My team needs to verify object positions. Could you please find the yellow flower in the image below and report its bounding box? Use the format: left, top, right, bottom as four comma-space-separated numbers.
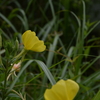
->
44, 79, 79, 100
22, 30, 46, 52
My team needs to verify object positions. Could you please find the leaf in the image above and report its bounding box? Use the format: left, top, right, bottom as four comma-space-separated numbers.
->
92, 90, 100, 100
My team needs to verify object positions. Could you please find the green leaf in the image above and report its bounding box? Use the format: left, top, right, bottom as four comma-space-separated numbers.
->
7, 60, 56, 94
92, 90, 100, 100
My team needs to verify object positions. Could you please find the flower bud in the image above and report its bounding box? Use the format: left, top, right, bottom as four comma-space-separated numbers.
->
12, 62, 21, 72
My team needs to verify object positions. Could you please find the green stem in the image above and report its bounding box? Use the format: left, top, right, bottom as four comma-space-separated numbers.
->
14, 49, 27, 62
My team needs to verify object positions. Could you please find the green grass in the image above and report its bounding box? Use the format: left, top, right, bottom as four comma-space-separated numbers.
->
0, 0, 100, 100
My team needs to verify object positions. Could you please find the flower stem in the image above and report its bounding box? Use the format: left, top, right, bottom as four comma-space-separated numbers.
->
14, 49, 27, 62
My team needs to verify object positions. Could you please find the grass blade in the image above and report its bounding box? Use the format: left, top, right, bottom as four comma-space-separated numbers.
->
0, 13, 17, 33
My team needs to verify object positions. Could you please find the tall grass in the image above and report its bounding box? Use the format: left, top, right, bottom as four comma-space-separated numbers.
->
0, 0, 100, 100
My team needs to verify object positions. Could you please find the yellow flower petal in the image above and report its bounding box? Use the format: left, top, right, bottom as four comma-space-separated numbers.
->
44, 79, 79, 100
22, 30, 46, 52
22, 30, 36, 45
31, 41, 46, 52
65, 79, 79, 100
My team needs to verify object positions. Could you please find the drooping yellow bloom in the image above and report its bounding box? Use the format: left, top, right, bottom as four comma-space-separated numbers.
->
22, 30, 46, 52
44, 79, 79, 100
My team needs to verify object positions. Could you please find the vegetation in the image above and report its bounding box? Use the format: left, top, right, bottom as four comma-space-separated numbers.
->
0, 0, 100, 99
